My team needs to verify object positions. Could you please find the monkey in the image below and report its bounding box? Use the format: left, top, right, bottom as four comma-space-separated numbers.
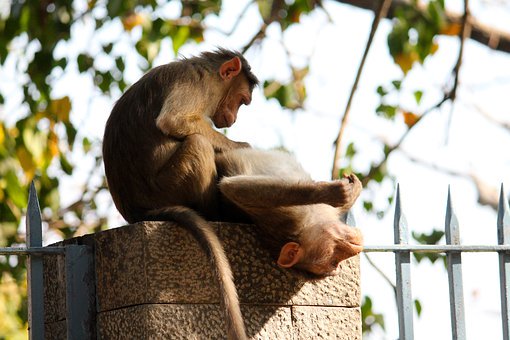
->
215, 148, 363, 279
102, 49, 258, 340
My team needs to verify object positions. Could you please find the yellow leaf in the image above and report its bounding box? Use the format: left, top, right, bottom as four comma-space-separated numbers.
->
48, 131, 60, 157
263, 81, 282, 97
16, 146, 36, 180
440, 23, 462, 36
0, 122, 4, 145
394, 52, 418, 74
402, 111, 420, 128
122, 13, 144, 31
50, 96, 71, 122
87, 0, 97, 10
292, 67, 309, 81
8, 127, 19, 138
430, 42, 439, 55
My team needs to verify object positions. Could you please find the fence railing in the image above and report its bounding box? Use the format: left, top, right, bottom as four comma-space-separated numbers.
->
363, 184, 510, 340
1, 182, 509, 339
0, 182, 94, 340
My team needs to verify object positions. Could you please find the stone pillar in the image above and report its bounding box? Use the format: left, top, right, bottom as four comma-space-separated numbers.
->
44, 221, 361, 339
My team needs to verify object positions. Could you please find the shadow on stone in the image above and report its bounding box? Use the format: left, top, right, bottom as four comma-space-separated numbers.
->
44, 222, 361, 339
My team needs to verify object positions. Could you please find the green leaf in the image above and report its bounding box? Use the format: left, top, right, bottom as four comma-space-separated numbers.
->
415, 299, 423, 317
77, 54, 94, 73
372, 167, 385, 183
5, 170, 26, 208
103, 43, 114, 54
59, 155, 73, 175
412, 230, 444, 245
376, 86, 387, 97
387, 195, 394, 205
345, 142, 356, 159
361, 296, 385, 333
115, 57, 125, 72
172, 26, 190, 55
392, 80, 402, 90
64, 122, 77, 148
413, 90, 423, 105
363, 201, 373, 212
263, 80, 302, 110
376, 104, 397, 119
82, 138, 92, 153
413, 229, 445, 264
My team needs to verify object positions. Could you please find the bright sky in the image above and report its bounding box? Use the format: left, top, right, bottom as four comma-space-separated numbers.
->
2, 0, 510, 339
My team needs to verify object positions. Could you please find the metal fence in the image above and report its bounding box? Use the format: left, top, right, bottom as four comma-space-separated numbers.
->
363, 185, 510, 340
0, 182, 95, 340
1, 182, 509, 339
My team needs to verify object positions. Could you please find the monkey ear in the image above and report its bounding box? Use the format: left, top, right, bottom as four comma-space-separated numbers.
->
219, 57, 242, 80
277, 242, 303, 268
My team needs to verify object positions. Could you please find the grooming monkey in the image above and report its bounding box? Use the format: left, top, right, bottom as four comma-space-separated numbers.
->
216, 148, 363, 279
103, 49, 258, 340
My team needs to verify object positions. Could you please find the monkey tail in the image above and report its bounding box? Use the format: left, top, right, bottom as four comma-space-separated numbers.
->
145, 206, 247, 340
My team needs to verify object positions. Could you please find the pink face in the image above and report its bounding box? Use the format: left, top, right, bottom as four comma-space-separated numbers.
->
212, 78, 252, 128
299, 224, 363, 277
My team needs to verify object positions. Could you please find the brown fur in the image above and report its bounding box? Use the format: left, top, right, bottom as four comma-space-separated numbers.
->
216, 148, 363, 279
102, 49, 258, 340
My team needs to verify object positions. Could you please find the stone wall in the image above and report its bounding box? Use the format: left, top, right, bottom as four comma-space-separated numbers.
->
43, 221, 361, 339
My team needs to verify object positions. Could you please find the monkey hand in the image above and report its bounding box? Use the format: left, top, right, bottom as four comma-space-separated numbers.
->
328, 174, 362, 211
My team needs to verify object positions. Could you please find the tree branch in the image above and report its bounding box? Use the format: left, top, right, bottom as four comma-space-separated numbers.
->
331, 0, 393, 180
402, 151, 500, 211
331, 0, 510, 54
361, 0, 470, 186
445, 0, 470, 143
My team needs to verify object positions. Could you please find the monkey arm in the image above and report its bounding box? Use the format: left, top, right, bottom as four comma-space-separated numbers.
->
219, 175, 361, 210
156, 110, 247, 153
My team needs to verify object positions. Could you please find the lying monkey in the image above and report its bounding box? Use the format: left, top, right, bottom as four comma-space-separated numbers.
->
216, 148, 363, 279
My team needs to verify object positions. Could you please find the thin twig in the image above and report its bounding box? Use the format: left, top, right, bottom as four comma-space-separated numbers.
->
445, 0, 471, 144
363, 253, 397, 298
361, 95, 449, 186
332, 0, 510, 54
465, 95, 510, 132
331, 0, 393, 180
361, 0, 471, 186
214, 0, 256, 36
241, 24, 267, 54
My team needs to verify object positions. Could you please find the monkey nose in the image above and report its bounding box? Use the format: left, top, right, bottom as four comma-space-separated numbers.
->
348, 228, 363, 246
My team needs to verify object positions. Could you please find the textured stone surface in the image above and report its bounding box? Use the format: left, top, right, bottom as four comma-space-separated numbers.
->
95, 222, 221, 311
43, 249, 66, 323
292, 306, 362, 340
98, 304, 294, 339
44, 221, 361, 339
97, 304, 360, 340
45, 320, 66, 340
218, 222, 360, 307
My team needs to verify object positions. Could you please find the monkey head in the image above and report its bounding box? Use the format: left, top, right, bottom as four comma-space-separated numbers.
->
277, 220, 363, 278
212, 57, 254, 128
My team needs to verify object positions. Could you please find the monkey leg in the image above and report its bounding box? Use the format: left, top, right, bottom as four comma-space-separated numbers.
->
155, 134, 219, 219
219, 174, 361, 210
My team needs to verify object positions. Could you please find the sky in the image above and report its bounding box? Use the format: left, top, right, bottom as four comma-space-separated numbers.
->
2, 0, 510, 338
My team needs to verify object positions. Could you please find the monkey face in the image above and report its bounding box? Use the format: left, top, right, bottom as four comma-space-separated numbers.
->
213, 75, 252, 128
212, 81, 251, 128
289, 223, 363, 278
